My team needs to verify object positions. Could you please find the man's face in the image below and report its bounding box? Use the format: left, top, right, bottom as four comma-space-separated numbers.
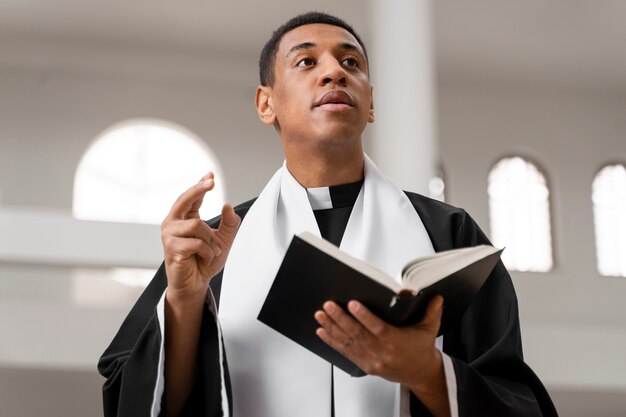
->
258, 24, 374, 147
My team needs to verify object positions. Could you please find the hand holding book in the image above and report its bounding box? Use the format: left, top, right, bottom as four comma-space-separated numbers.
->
257, 232, 503, 376
315, 296, 452, 415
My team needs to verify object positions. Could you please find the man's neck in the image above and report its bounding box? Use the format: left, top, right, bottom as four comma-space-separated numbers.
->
285, 147, 365, 188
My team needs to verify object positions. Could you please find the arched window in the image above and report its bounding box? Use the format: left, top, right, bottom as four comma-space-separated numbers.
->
592, 164, 626, 277
73, 119, 226, 225
488, 156, 553, 272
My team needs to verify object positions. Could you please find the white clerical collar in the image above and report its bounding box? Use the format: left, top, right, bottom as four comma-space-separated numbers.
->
306, 180, 365, 211
306, 187, 333, 210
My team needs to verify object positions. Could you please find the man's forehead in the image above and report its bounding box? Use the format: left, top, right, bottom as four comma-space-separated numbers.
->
277, 23, 363, 56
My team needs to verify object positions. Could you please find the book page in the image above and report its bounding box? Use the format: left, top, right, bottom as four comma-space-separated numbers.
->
401, 245, 501, 291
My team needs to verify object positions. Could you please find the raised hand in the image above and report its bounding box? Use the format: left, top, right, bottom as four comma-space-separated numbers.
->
161, 172, 241, 302
162, 172, 241, 417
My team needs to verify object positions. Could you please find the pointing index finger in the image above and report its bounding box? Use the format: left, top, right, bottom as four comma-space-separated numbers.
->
167, 173, 215, 221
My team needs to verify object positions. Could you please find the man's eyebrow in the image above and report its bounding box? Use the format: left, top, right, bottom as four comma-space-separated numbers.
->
285, 42, 365, 58
338, 43, 362, 55
286, 42, 316, 57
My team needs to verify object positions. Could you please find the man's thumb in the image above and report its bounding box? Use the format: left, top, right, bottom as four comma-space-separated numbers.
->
217, 204, 241, 242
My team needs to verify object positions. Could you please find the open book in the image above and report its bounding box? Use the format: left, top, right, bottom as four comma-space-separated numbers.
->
257, 232, 503, 376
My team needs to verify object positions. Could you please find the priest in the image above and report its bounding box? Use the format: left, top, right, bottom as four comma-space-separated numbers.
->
99, 11, 558, 417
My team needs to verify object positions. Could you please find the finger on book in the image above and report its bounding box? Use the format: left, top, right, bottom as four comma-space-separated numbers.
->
348, 300, 389, 339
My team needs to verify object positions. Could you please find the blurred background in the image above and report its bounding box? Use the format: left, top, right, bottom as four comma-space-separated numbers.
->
1, 1, 625, 416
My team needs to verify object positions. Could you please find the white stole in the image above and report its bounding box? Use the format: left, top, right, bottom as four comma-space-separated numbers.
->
218, 155, 435, 417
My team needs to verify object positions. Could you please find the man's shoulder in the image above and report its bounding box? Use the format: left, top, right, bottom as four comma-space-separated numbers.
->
403, 190, 468, 220
233, 197, 258, 215
402, 191, 484, 251
204, 197, 258, 228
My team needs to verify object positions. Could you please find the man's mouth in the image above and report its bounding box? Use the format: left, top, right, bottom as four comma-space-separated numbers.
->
314, 91, 354, 109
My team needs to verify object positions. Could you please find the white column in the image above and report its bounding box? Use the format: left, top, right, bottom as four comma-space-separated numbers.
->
367, 0, 437, 195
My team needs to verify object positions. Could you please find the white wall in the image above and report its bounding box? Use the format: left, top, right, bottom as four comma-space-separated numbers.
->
439, 81, 626, 326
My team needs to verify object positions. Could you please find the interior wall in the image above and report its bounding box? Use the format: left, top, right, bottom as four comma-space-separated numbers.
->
438, 80, 626, 325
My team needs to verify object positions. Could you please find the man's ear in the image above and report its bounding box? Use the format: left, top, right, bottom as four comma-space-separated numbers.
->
256, 85, 276, 126
368, 84, 375, 123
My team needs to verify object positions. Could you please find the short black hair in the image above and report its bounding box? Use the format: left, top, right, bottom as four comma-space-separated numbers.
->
259, 11, 369, 87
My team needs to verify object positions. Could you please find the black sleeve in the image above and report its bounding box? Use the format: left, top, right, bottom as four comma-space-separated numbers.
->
98, 266, 230, 417
98, 263, 168, 417
405, 194, 558, 417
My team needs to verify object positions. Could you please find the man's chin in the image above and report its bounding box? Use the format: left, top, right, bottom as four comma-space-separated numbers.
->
282, 122, 365, 146
307, 132, 362, 147
309, 122, 365, 141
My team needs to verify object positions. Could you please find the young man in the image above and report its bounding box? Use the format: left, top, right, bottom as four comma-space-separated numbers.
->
99, 12, 558, 417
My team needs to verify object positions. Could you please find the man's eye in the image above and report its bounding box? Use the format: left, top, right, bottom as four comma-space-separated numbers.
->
296, 58, 315, 67
343, 57, 359, 67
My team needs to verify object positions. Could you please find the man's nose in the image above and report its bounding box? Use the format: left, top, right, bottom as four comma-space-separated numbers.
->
319, 59, 347, 86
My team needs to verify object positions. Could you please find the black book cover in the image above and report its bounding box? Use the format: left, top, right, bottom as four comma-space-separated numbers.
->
257, 234, 501, 376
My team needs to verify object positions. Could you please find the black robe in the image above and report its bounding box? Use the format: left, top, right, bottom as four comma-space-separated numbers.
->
98, 192, 558, 417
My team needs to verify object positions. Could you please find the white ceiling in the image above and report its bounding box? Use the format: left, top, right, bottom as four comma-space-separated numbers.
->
0, 0, 369, 53
1, 0, 626, 90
